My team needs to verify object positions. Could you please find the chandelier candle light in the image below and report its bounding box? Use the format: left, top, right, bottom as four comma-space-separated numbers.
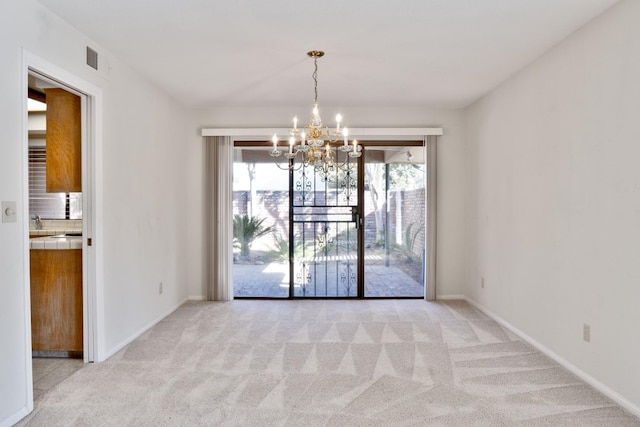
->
270, 50, 361, 176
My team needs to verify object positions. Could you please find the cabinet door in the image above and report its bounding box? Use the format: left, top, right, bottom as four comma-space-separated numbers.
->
45, 88, 81, 193
30, 249, 83, 353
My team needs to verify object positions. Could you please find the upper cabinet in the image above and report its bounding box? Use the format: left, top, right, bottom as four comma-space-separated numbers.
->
45, 88, 81, 193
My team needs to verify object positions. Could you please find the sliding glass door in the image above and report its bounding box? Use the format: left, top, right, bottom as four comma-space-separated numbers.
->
232, 142, 426, 298
363, 146, 426, 297
232, 149, 290, 297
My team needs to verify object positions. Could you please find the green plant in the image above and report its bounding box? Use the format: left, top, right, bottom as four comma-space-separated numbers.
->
373, 230, 386, 248
233, 214, 274, 258
392, 222, 422, 263
268, 233, 290, 262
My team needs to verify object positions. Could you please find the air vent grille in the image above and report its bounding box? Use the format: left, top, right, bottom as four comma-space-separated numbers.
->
86, 47, 98, 70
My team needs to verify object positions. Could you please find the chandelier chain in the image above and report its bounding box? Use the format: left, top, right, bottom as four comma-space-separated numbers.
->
313, 56, 318, 103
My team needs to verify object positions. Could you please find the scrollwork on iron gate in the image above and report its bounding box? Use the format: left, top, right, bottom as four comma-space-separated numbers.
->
295, 261, 313, 296
294, 169, 313, 204
338, 170, 357, 204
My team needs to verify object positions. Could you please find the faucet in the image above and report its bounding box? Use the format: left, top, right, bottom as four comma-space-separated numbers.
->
33, 215, 42, 230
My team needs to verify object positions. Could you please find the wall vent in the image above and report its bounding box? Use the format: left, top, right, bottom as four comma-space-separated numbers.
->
86, 47, 98, 70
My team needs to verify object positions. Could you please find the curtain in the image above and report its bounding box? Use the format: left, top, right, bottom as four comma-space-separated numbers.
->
205, 136, 233, 301
425, 135, 438, 300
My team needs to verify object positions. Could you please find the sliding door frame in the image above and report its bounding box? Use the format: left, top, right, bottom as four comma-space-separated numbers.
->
359, 140, 429, 299
204, 128, 442, 301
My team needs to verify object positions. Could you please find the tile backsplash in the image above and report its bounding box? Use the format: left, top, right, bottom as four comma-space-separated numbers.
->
29, 219, 82, 236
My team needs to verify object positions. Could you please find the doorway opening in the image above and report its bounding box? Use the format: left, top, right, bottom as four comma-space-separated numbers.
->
27, 75, 84, 361
24, 61, 99, 406
232, 141, 426, 298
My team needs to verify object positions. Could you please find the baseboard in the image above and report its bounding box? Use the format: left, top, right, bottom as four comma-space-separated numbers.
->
188, 295, 206, 301
0, 405, 31, 427
435, 294, 465, 300
465, 296, 640, 420
101, 297, 188, 361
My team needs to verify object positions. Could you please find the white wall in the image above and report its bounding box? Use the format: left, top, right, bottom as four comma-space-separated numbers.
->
465, 0, 640, 411
0, 1, 189, 424
98, 50, 190, 355
186, 106, 467, 299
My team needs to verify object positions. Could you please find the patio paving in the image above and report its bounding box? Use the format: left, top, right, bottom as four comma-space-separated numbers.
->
233, 260, 424, 298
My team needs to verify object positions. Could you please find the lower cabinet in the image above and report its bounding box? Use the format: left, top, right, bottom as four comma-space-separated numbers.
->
30, 249, 83, 356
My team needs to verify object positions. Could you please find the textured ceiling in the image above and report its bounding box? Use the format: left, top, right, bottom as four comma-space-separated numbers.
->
35, 0, 619, 109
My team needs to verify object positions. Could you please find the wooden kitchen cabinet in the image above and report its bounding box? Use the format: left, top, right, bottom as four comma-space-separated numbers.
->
44, 88, 81, 193
30, 249, 83, 355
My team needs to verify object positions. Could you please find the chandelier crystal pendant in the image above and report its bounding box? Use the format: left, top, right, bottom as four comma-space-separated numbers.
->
269, 50, 361, 177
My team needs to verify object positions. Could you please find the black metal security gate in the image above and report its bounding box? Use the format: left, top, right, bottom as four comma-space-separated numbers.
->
289, 152, 363, 297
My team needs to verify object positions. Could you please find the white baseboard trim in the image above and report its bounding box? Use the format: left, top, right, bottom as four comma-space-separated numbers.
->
465, 296, 640, 420
101, 297, 188, 361
436, 294, 466, 300
1, 406, 30, 427
188, 295, 206, 301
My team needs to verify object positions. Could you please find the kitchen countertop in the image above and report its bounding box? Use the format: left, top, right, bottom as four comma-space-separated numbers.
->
30, 229, 82, 236
30, 235, 83, 250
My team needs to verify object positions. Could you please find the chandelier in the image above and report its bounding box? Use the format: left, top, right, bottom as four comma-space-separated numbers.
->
270, 50, 361, 177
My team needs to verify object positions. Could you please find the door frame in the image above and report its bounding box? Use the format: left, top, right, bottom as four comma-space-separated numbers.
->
21, 50, 104, 409
359, 141, 428, 299
213, 128, 441, 301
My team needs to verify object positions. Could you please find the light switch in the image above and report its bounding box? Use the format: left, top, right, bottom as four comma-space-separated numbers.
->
2, 201, 17, 223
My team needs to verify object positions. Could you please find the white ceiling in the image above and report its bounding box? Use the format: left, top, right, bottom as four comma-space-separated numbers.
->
35, 0, 619, 109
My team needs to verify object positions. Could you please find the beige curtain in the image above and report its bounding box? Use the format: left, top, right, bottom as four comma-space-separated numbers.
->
425, 135, 438, 300
205, 136, 233, 301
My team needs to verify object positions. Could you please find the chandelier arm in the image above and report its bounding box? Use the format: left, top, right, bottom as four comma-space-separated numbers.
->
273, 162, 289, 171
273, 159, 303, 172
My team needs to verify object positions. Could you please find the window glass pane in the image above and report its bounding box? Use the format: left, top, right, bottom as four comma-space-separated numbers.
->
233, 150, 289, 297
29, 146, 83, 220
364, 148, 426, 297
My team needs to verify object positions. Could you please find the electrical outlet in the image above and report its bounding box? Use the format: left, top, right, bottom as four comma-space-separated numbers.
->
583, 324, 590, 342
159, 282, 163, 295
481, 277, 485, 288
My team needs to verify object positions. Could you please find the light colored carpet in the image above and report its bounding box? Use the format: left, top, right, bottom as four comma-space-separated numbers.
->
18, 299, 640, 426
